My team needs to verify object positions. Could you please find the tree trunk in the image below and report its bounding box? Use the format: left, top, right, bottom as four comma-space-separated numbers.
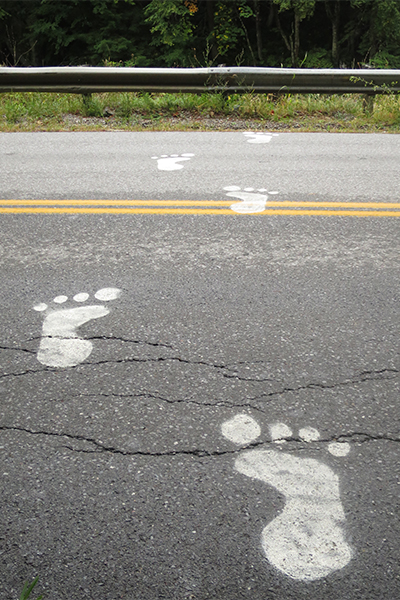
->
293, 9, 300, 67
253, 0, 263, 63
274, 5, 291, 59
325, 0, 340, 67
205, 0, 218, 61
239, 12, 257, 66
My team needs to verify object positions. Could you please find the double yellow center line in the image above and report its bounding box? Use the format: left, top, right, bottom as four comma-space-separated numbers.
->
1, 199, 400, 217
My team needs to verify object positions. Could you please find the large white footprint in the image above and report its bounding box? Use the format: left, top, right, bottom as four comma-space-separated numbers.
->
243, 132, 279, 144
224, 186, 279, 214
152, 153, 194, 171
221, 414, 352, 581
33, 288, 121, 368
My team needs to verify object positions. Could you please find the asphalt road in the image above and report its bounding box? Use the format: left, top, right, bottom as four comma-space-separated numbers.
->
1, 132, 400, 600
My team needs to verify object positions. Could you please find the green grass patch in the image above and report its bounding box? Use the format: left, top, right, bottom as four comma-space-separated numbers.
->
0, 91, 399, 132
19, 576, 43, 600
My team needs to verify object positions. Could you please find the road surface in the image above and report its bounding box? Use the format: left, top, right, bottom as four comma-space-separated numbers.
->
1, 132, 399, 599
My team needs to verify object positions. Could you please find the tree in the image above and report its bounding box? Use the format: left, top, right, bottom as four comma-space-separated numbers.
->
325, 0, 341, 67
1, 0, 400, 69
273, 0, 316, 66
0, 0, 150, 66
211, 0, 255, 65
144, 0, 197, 66
352, 0, 400, 66
0, 0, 36, 66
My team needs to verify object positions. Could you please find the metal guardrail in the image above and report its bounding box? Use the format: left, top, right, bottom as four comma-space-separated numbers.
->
0, 66, 399, 95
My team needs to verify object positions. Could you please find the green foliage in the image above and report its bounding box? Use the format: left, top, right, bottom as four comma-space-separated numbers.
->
1, 0, 400, 69
81, 93, 103, 117
144, 0, 197, 66
274, 0, 316, 20
370, 50, 400, 69
301, 48, 333, 69
19, 576, 43, 600
22, 0, 146, 65
144, 0, 193, 47
212, 0, 253, 60
350, 0, 400, 62
1, 90, 400, 132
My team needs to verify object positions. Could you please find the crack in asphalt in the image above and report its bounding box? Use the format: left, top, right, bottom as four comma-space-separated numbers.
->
26, 335, 176, 351
0, 367, 49, 380
250, 368, 399, 400
83, 355, 257, 380
1, 335, 398, 391
1, 425, 399, 458
0, 425, 238, 457
88, 336, 175, 350
67, 357, 400, 388
73, 392, 269, 413
0, 345, 36, 354
1, 364, 398, 418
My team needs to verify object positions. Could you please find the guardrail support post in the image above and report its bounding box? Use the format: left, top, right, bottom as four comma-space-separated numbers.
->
362, 93, 375, 115
82, 92, 93, 105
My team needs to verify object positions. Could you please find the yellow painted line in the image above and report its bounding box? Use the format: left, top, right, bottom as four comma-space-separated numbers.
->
1, 199, 400, 209
0, 199, 233, 207
243, 201, 400, 209
2, 207, 236, 214
1, 207, 400, 217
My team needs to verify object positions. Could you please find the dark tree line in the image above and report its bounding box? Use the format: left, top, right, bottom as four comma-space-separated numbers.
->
1, 0, 400, 69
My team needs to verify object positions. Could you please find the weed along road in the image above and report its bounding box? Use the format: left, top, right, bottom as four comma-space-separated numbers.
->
1, 131, 400, 600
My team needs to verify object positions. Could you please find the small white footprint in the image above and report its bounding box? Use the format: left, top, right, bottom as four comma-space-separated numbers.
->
243, 132, 279, 144
33, 287, 121, 367
221, 414, 352, 581
224, 186, 279, 214
152, 153, 194, 171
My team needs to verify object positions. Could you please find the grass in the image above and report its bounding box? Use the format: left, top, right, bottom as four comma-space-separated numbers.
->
19, 577, 43, 600
0, 90, 400, 132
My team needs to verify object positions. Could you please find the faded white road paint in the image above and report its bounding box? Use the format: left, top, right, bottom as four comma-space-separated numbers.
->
221, 414, 261, 445
152, 153, 194, 171
299, 426, 320, 442
221, 416, 353, 581
224, 186, 279, 214
328, 442, 351, 457
269, 422, 293, 442
73, 292, 89, 302
33, 287, 121, 367
243, 132, 279, 144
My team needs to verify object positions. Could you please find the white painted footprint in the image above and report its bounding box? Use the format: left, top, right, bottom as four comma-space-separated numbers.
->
33, 288, 121, 368
152, 153, 194, 171
224, 186, 279, 214
221, 414, 352, 581
243, 132, 279, 144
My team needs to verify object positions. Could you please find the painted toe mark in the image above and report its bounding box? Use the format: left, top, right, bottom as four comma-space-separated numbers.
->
269, 422, 293, 442
299, 427, 320, 442
94, 287, 121, 301
221, 414, 261, 445
33, 303, 47, 312
328, 442, 351, 457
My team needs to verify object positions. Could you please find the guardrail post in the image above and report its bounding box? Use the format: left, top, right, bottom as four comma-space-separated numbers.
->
362, 93, 375, 115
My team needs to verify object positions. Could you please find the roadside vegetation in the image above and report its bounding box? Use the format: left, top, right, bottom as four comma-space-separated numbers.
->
1, 90, 400, 133
1, 1, 400, 133
2, 1, 400, 71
